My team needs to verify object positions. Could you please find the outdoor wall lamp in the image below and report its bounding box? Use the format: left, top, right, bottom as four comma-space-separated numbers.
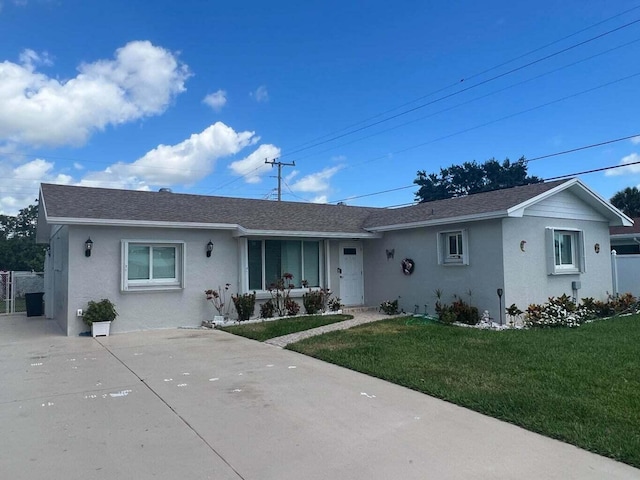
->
85, 237, 93, 257
206, 240, 214, 258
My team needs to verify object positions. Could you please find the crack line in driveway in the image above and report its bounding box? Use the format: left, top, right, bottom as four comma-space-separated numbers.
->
98, 340, 246, 480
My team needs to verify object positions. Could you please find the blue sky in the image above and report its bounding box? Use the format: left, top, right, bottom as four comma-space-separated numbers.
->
1, 0, 640, 215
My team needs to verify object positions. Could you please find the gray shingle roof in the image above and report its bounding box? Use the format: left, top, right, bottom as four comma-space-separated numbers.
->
39, 180, 570, 234
363, 180, 567, 229
40, 183, 379, 234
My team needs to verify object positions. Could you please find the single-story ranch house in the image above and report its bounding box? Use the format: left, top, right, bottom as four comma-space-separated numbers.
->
36, 178, 632, 335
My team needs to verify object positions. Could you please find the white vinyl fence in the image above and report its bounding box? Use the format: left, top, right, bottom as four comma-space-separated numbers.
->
611, 251, 640, 297
0, 271, 45, 315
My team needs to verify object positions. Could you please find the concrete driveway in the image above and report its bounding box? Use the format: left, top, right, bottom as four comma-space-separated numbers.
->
1, 315, 639, 480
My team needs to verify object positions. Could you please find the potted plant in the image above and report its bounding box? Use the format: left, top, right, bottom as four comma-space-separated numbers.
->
83, 299, 118, 337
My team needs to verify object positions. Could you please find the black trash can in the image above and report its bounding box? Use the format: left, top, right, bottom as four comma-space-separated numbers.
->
25, 292, 44, 317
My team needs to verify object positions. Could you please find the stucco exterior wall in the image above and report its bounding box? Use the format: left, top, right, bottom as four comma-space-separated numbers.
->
501, 216, 613, 310
64, 226, 239, 336
363, 219, 505, 317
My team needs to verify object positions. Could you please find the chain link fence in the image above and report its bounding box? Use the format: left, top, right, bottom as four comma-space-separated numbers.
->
0, 271, 45, 315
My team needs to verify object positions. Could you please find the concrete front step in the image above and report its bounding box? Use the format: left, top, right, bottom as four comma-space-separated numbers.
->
342, 305, 379, 314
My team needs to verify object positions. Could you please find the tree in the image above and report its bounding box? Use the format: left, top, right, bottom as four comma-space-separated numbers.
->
0, 203, 46, 271
610, 186, 640, 218
414, 157, 542, 203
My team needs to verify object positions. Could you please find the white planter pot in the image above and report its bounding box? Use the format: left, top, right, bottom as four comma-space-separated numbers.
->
92, 321, 112, 337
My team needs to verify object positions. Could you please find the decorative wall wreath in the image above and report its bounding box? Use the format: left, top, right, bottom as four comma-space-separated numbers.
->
401, 258, 415, 275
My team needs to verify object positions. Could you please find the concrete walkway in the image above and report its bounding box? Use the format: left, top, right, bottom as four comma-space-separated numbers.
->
1, 314, 639, 479
265, 310, 398, 347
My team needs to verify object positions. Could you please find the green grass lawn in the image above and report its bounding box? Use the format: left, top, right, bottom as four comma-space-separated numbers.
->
288, 315, 640, 468
219, 314, 352, 342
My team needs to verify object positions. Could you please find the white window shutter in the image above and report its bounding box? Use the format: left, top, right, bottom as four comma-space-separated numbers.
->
545, 228, 556, 275
462, 229, 470, 265
578, 232, 586, 273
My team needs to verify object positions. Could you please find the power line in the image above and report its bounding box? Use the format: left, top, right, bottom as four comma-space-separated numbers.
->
4, 68, 639, 198
278, 15, 640, 160
343, 71, 640, 172
287, 36, 640, 165
527, 133, 640, 162
276, 5, 640, 159
328, 132, 640, 204
544, 161, 640, 181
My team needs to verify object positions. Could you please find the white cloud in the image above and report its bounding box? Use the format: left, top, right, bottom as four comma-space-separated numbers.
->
0, 157, 71, 214
289, 165, 343, 193
605, 153, 640, 176
310, 195, 328, 204
251, 85, 269, 103
18, 49, 52, 68
78, 122, 259, 189
631, 136, 640, 145
0, 121, 278, 213
203, 89, 227, 111
0, 40, 190, 147
228, 144, 281, 183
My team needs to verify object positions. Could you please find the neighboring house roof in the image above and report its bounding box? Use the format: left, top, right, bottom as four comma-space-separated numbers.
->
610, 217, 640, 241
37, 178, 632, 243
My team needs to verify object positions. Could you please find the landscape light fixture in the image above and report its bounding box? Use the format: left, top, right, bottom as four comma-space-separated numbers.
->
206, 240, 214, 258
85, 238, 93, 257
497, 288, 504, 325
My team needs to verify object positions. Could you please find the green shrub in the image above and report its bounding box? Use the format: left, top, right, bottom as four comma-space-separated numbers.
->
525, 293, 640, 329
328, 297, 342, 312
434, 295, 478, 324
524, 294, 589, 328
260, 300, 275, 319
380, 299, 399, 315
302, 289, 325, 314
285, 298, 300, 316
436, 303, 457, 323
83, 299, 118, 326
232, 292, 256, 321
451, 298, 480, 325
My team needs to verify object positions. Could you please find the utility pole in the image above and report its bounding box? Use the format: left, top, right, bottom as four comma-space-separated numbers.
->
265, 158, 295, 201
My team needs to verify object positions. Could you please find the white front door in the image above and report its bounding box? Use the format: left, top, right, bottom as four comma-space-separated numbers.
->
339, 243, 364, 306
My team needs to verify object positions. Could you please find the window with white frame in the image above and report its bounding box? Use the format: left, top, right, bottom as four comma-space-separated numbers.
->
546, 228, 585, 275
248, 239, 321, 290
438, 230, 469, 265
121, 241, 185, 291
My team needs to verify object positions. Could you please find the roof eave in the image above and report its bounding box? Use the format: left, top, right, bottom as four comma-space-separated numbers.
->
233, 228, 381, 239
44, 217, 240, 231
610, 233, 640, 240
366, 211, 509, 232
